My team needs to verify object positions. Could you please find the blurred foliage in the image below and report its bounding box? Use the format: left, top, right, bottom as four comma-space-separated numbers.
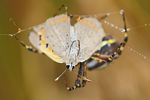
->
0, 0, 150, 100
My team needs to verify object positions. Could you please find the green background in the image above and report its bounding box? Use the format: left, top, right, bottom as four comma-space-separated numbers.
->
0, 0, 150, 100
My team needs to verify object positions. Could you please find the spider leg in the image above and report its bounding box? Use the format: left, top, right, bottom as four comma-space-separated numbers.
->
91, 10, 128, 64
65, 62, 91, 91
53, 4, 66, 17
91, 56, 108, 63
12, 5, 69, 55
93, 53, 111, 59
12, 34, 44, 54
76, 62, 92, 88
106, 10, 128, 62
91, 53, 118, 62
75, 62, 83, 88
82, 62, 90, 87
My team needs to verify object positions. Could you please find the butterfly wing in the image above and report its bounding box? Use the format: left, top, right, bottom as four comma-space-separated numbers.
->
44, 14, 71, 58
74, 17, 105, 61
29, 24, 63, 63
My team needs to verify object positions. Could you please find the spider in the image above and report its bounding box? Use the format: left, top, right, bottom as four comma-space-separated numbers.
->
86, 35, 119, 70
11, 4, 128, 91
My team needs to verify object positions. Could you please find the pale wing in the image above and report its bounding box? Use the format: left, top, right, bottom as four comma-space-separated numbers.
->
44, 14, 70, 58
29, 24, 63, 63
74, 18, 105, 61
